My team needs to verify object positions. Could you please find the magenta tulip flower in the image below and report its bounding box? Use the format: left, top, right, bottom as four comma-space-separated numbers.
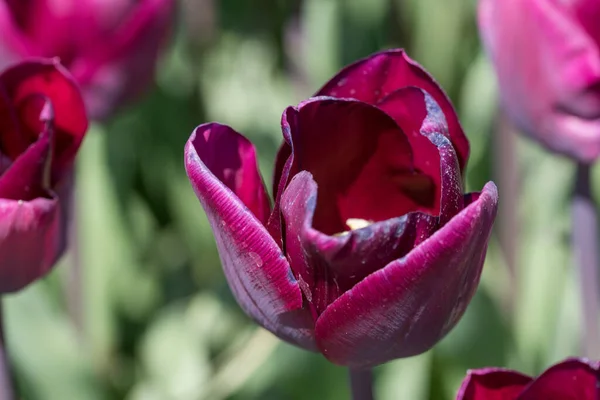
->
478, 0, 600, 161
0, 0, 175, 120
457, 358, 600, 399
185, 50, 498, 368
0, 59, 88, 292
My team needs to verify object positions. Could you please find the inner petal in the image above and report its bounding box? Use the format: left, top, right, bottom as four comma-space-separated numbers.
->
284, 98, 436, 235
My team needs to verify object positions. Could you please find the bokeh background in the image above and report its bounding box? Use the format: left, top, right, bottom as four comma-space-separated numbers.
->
4, 0, 585, 398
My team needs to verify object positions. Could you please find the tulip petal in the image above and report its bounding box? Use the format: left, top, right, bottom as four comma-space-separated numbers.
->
573, 0, 600, 43
518, 358, 600, 399
314, 182, 498, 367
479, 0, 600, 161
378, 87, 464, 223
266, 124, 294, 246
185, 123, 315, 350
188, 123, 271, 224
0, 59, 88, 179
280, 97, 434, 236
316, 49, 469, 171
0, 196, 61, 292
280, 171, 335, 317
271, 141, 292, 206
456, 368, 532, 400
0, 127, 52, 201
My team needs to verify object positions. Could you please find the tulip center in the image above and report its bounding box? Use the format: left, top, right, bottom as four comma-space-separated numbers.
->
286, 99, 439, 236
306, 128, 436, 235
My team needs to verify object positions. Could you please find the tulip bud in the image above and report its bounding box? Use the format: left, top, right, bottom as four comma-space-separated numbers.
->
0, 0, 175, 120
478, 0, 600, 161
0, 59, 88, 292
185, 50, 498, 368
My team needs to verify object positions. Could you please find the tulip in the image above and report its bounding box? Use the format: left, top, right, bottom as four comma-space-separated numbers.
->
457, 358, 600, 399
0, 59, 88, 292
0, 0, 175, 120
478, 0, 600, 161
185, 50, 498, 368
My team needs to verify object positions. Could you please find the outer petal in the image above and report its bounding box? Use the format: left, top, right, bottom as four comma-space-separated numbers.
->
316, 49, 469, 171
479, 0, 600, 161
184, 123, 315, 349
314, 182, 498, 367
0, 196, 61, 293
0, 59, 88, 180
69, 0, 175, 120
518, 358, 600, 399
456, 368, 532, 400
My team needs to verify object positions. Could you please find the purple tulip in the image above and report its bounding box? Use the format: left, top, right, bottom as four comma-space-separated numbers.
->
0, 59, 88, 292
0, 0, 175, 120
478, 0, 600, 161
185, 50, 498, 368
457, 358, 600, 399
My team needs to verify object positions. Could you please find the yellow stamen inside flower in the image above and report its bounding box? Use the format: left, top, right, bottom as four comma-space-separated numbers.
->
333, 219, 374, 236
345, 218, 372, 230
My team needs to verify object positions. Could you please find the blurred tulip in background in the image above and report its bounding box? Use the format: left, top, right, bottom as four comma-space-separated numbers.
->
0, 59, 88, 292
185, 50, 498, 368
0, 0, 175, 120
478, 0, 600, 161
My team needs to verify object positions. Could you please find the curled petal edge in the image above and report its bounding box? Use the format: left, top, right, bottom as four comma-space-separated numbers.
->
184, 123, 315, 350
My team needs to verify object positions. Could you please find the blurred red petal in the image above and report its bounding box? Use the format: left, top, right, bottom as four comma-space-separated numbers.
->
0, 197, 61, 292
0, 59, 87, 179
519, 358, 600, 400
456, 368, 532, 400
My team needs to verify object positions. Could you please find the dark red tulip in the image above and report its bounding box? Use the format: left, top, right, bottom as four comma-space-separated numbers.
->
0, 0, 175, 120
457, 358, 600, 400
479, 0, 600, 161
0, 58, 88, 292
185, 50, 498, 368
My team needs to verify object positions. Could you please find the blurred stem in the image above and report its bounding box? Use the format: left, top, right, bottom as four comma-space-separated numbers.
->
573, 162, 600, 358
494, 113, 518, 313
348, 368, 374, 400
0, 300, 14, 400
66, 170, 83, 337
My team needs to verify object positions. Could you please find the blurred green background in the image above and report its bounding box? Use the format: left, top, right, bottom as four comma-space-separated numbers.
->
4, 0, 586, 398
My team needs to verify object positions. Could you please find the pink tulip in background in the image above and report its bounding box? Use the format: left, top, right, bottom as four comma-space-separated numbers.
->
0, 0, 175, 120
478, 0, 600, 161
457, 358, 600, 399
185, 50, 498, 368
0, 59, 88, 292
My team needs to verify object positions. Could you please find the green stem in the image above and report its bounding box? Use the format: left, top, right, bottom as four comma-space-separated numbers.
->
572, 162, 600, 358
348, 368, 374, 400
0, 300, 14, 400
